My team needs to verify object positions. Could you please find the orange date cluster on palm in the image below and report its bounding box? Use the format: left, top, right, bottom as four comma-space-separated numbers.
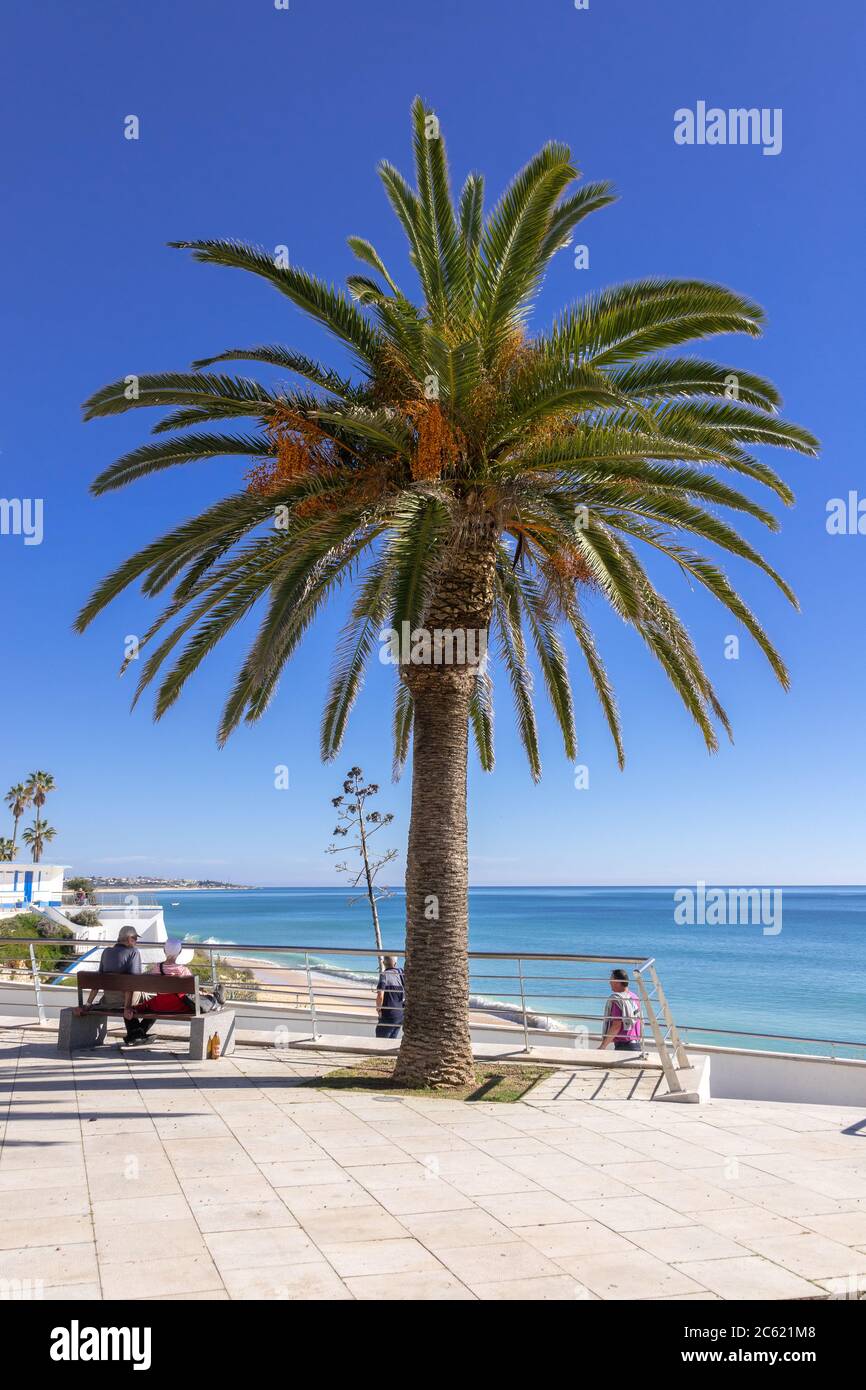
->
548, 545, 594, 586
244, 405, 400, 520
405, 398, 465, 481
244, 406, 333, 496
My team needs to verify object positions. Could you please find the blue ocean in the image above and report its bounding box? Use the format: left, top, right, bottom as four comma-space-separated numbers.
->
154, 886, 866, 1056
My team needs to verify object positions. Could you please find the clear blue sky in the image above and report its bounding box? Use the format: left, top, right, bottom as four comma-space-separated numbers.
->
2, 0, 864, 885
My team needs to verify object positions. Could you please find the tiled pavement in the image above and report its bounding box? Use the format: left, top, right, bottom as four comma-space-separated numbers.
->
2, 1026, 866, 1301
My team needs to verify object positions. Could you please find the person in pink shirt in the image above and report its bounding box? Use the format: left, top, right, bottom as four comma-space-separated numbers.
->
599, 968, 644, 1052
134, 940, 194, 1033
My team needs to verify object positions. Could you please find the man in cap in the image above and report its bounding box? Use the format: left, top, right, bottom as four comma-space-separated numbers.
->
80, 925, 149, 1045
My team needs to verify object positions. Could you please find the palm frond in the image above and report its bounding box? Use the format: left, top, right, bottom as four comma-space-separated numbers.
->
170, 240, 381, 362
468, 667, 495, 771
347, 236, 401, 295
506, 565, 576, 760
392, 679, 414, 780
321, 552, 396, 760
492, 589, 541, 781
538, 180, 617, 261
191, 345, 363, 400
91, 432, 273, 494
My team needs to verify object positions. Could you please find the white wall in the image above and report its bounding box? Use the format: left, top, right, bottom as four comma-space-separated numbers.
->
690, 1044, 866, 1108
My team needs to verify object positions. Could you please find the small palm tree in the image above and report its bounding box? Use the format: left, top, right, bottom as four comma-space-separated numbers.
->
5, 783, 32, 853
22, 819, 56, 863
0, 838, 16, 862
78, 101, 817, 1086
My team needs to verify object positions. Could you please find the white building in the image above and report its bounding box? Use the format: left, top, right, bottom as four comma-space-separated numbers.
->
0, 864, 169, 970
0, 862, 65, 914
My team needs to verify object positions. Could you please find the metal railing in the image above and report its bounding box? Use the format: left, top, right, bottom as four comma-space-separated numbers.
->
0, 936, 693, 1091
3, 935, 864, 1067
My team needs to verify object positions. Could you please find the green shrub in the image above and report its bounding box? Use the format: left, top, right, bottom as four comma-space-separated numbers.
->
187, 949, 255, 995
0, 912, 73, 973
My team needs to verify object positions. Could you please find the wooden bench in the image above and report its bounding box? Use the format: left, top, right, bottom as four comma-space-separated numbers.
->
57, 971, 235, 1059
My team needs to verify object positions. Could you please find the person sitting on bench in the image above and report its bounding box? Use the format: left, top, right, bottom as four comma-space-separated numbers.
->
78, 926, 147, 1045
137, 939, 194, 1018
135, 941, 223, 1027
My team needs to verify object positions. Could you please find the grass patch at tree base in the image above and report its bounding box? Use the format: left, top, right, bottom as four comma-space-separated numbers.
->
304, 1055, 554, 1102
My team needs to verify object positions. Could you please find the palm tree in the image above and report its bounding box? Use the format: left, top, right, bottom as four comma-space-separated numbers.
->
22, 818, 56, 863
0, 838, 16, 863
77, 101, 817, 1086
5, 783, 32, 854
26, 771, 55, 818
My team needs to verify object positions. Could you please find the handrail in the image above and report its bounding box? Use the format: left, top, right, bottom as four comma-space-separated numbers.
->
0, 935, 687, 1081
678, 1023, 866, 1050
5, 934, 656, 967
4, 934, 861, 1059
34, 938, 652, 964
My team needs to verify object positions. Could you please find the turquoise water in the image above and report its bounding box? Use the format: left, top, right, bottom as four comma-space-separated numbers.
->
154, 886, 866, 1056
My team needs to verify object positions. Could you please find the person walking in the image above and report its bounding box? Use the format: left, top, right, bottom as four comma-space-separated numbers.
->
599, 967, 644, 1053
375, 955, 405, 1039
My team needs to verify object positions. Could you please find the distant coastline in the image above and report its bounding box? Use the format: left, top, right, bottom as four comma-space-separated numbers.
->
84, 881, 256, 892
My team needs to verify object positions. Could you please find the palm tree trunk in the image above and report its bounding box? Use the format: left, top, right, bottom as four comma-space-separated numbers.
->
393, 525, 497, 1088
394, 672, 474, 1086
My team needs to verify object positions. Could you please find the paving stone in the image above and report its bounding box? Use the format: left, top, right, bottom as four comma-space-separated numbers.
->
556, 1248, 708, 1299
193, 1200, 298, 1234
346, 1270, 474, 1300
100, 1253, 224, 1298
0, 1241, 98, 1287
399, 1209, 515, 1250
512, 1220, 634, 1259
204, 1225, 320, 1271
476, 1190, 586, 1228
470, 1275, 598, 1300
626, 1224, 747, 1263
321, 1237, 445, 1278
435, 1240, 563, 1285
576, 1195, 691, 1232
744, 1232, 866, 1280
674, 1255, 823, 1301
298, 1205, 407, 1245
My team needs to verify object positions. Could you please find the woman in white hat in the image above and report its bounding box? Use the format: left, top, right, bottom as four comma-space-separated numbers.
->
136, 939, 195, 1028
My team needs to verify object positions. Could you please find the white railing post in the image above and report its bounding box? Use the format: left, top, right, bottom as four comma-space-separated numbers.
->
28, 943, 46, 1026
305, 953, 319, 1040
648, 962, 690, 1071
517, 958, 530, 1054
634, 966, 683, 1095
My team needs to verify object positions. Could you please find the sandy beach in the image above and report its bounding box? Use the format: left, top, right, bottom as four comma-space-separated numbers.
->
225, 955, 525, 1030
